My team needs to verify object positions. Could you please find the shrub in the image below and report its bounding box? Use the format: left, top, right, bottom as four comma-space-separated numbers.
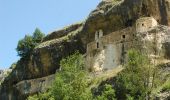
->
96, 84, 116, 100
27, 91, 54, 100
51, 52, 93, 100
162, 80, 170, 91
115, 49, 160, 100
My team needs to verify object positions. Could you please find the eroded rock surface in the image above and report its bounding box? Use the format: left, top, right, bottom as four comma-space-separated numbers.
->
0, 22, 86, 100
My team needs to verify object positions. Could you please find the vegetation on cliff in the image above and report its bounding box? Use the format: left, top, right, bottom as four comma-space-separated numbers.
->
28, 49, 167, 100
16, 28, 45, 58
114, 49, 162, 100
51, 52, 92, 100
28, 52, 116, 100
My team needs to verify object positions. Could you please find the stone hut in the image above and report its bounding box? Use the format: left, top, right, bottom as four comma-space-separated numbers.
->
136, 17, 158, 33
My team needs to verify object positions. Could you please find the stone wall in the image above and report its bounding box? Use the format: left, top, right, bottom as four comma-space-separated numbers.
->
136, 17, 158, 33
86, 27, 134, 71
86, 18, 170, 72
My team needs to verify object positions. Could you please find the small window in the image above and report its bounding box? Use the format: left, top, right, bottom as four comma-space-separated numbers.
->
122, 35, 126, 39
97, 42, 99, 48
142, 23, 144, 26
97, 32, 100, 38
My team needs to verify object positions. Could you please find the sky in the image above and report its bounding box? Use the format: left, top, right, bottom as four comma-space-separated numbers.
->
0, 0, 100, 69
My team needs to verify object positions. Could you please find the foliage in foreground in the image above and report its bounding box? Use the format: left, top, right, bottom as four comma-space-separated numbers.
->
51, 52, 92, 100
16, 28, 45, 58
96, 84, 116, 100
27, 91, 54, 100
28, 49, 163, 100
115, 49, 161, 100
162, 80, 170, 91
28, 52, 116, 100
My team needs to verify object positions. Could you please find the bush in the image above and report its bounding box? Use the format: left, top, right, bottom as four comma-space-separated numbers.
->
51, 52, 93, 100
162, 80, 170, 91
16, 28, 45, 58
27, 91, 54, 100
96, 84, 116, 100
115, 49, 159, 100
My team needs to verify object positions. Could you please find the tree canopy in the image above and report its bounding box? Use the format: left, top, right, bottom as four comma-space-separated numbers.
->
16, 28, 45, 58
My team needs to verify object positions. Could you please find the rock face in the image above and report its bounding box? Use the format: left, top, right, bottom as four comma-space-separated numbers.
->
84, 0, 170, 43
15, 74, 55, 99
1, 0, 170, 99
156, 91, 170, 100
0, 22, 86, 100
0, 69, 12, 84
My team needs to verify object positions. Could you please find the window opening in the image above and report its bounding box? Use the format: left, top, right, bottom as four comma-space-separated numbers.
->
122, 35, 126, 39
97, 42, 99, 48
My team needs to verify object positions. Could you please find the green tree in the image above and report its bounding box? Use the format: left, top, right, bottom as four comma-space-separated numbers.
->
51, 52, 93, 100
16, 35, 34, 57
33, 28, 45, 43
16, 28, 45, 58
115, 49, 158, 100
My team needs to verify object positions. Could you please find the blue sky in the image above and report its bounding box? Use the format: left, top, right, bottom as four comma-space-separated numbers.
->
0, 0, 100, 69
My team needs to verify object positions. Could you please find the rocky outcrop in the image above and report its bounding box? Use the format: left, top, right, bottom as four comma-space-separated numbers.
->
43, 22, 83, 42
15, 74, 55, 99
0, 69, 12, 84
0, 22, 86, 100
156, 91, 170, 100
0, 74, 55, 100
84, 0, 170, 43
1, 0, 170, 99
135, 25, 170, 59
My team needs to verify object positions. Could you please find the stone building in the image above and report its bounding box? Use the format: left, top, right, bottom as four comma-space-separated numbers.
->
136, 17, 158, 33
86, 17, 170, 72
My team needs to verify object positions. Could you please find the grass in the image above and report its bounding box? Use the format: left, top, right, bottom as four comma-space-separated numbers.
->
162, 80, 170, 91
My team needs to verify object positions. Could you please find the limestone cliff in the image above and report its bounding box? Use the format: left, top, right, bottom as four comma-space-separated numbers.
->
0, 0, 170, 99
84, 0, 170, 43
0, 22, 86, 100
